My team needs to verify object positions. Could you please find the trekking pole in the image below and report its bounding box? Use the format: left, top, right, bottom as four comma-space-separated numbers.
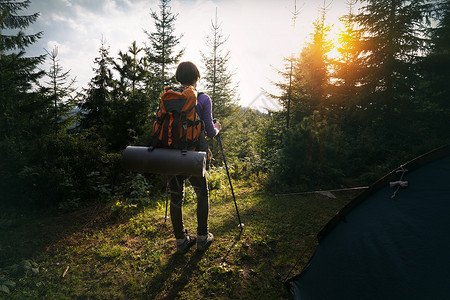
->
217, 133, 244, 232
163, 177, 170, 222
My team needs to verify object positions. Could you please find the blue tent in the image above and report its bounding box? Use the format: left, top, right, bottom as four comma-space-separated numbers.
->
289, 145, 450, 300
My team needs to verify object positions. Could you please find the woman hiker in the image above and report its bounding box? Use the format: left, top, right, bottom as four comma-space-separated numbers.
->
168, 61, 221, 254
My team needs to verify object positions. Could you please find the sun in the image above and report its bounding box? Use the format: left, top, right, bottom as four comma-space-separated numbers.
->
325, 21, 347, 61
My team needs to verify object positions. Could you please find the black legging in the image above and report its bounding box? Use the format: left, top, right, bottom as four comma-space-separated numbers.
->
168, 175, 210, 239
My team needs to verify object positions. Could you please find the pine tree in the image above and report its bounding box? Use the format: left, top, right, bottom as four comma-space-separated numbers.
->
272, 56, 299, 129
423, 0, 450, 105
0, 0, 42, 54
272, 2, 332, 127
350, 0, 435, 159
326, 0, 368, 132
198, 9, 239, 166
269, 3, 350, 191
285, 0, 301, 129
289, 3, 332, 122
0, 0, 49, 205
79, 38, 115, 131
200, 8, 237, 121
355, 0, 432, 111
330, 1, 364, 108
115, 41, 147, 94
301, 4, 332, 108
107, 41, 151, 150
43, 46, 77, 132
272, 0, 301, 129
0, 0, 45, 138
144, 0, 183, 92
420, 0, 450, 142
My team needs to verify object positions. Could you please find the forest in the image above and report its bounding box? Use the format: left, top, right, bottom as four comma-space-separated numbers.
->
1, 0, 447, 210
0, 0, 449, 297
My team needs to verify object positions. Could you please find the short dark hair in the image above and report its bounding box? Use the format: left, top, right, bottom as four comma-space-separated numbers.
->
175, 61, 201, 85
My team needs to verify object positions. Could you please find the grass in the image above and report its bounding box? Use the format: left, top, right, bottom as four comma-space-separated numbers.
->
0, 180, 357, 299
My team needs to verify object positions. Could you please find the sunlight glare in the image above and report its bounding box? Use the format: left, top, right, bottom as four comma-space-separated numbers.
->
326, 20, 346, 61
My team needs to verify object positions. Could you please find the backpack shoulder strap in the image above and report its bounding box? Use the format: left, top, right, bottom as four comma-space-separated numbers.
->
197, 92, 204, 110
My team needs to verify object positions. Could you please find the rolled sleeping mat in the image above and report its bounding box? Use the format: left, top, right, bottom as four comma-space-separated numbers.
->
122, 146, 206, 177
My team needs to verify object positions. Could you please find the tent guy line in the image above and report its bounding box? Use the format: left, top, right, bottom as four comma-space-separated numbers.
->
275, 186, 369, 198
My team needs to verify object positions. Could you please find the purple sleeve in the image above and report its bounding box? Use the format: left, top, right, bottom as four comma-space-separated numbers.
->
197, 93, 218, 138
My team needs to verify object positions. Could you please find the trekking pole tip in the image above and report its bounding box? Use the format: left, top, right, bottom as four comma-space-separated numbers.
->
238, 223, 244, 228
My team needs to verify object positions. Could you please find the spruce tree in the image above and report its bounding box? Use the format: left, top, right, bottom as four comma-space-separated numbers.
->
43, 46, 77, 132
115, 41, 147, 94
328, 0, 367, 131
271, 0, 301, 129
355, 0, 432, 111
289, 4, 332, 122
79, 38, 115, 131
423, 0, 450, 105
0, 0, 45, 138
351, 0, 435, 159
0, 0, 48, 205
272, 56, 299, 129
420, 0, 450, 142
301, 4, 332, 108
144, 0, 183, 92
272, 2, 331, 127
200, 8, 237, 121
285, 0, 301, 129
198, 9, 239, 166
331, 1, 364, 107
107, 41, 150, 150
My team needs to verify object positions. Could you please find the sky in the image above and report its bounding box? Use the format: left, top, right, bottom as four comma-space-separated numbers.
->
23, 0, 353, 111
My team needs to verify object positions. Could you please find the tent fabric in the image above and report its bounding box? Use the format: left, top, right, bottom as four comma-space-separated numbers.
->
291, 145, 450, 300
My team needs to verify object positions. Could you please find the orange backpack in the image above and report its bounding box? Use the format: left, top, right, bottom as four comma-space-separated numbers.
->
150, 86, 203, 151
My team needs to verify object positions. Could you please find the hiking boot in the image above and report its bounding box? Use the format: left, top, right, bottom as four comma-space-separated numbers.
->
197, 232, 214, 251
176, 230, 196, 254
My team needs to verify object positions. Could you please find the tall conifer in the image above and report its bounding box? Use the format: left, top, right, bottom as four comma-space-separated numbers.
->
331, 1, 364, 107
115, 41, 147, 94
423, 0, 450, 105
289, 3, 332, 121
79, 38, 115, 131
108, 41, 150, 150
0, 0, 47, 205
355, 0, 432, 111
327, 0, 367, 131
145, 0, 183, 92
200, 8, 237, 121
420, 0, 450, 141
43, 46, 77, 132
0, 0, 45, 138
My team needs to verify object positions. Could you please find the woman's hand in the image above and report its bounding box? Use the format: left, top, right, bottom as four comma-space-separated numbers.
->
214, 121, 222, 132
